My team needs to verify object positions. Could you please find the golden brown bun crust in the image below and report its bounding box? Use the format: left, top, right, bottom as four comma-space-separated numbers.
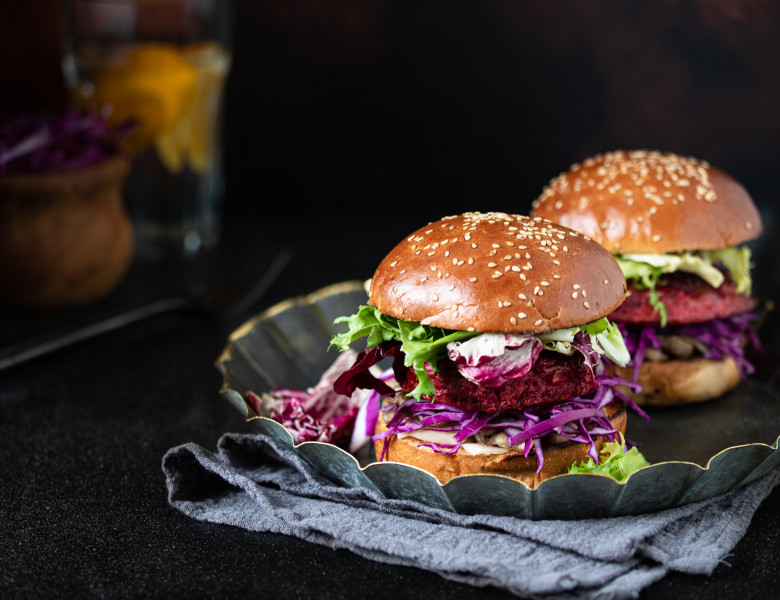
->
373, 401, 626, 487
531, 150, 763, 254
612, 356, 741, 406
369, 212, 626, 333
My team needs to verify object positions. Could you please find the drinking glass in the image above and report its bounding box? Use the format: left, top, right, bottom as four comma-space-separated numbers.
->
62, 0, 232, 260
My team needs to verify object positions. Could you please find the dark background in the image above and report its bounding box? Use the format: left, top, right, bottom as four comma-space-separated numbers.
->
2, 0, 778, 225
2, 2, 780, 599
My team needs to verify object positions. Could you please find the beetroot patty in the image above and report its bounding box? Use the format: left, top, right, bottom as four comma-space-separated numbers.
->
611, 272, 756, 325
394, 351, 597, 412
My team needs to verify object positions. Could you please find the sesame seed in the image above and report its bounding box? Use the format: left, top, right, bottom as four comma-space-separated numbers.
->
573, 284, 580, 289
433, 294, 439, 301
518, 293, 527, 300
583, 301, 590, 309
603, 279, 609, 284
468, 277, 478, 283
518, 312, 527, 318
534, 319, 543, 326
572, 292, 578, 299
541, 281, 549, 286
510, 317, 517, 325
746, 221, 753, 230
390, 261, 397, 267
652, 234, 662, 242
492, 272, 503, 279
427, 251, 436, 256
492, 244, 501, 248
449, 284, 455, 291
488, 262, 497, 268
420, 277, 428, 283
554, 274, 561, 279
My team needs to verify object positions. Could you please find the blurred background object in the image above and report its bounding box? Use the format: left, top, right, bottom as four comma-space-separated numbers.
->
60, 0, 232, 260
0, 112, 133, 310
0, 0, 777, 237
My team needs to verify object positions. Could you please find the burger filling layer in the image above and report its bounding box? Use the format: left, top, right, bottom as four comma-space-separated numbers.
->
394, 351, 596, 412
612, 272, 756, 325
611, 247, 761, 380
330, 305, 643, 472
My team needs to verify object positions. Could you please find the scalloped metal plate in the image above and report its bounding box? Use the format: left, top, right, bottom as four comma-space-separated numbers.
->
216, 280, 780, 520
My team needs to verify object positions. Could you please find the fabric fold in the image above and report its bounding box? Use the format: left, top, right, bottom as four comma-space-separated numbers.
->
162, 433, 780, 600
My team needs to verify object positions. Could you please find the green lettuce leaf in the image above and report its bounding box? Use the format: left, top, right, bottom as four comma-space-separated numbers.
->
614, 256, 668, 326
702, 247, 753, 295
568, 438, 651, 482
537, 317, 631, 367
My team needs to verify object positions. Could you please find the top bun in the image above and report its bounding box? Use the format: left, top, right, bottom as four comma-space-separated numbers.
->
369, 212, 626, 333
531, 150, 763, 254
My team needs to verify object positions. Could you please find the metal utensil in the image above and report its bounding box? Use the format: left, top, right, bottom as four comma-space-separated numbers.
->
0, 241, 292, 372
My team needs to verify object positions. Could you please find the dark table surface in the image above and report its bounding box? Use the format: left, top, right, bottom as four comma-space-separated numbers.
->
2, 213, 779, 600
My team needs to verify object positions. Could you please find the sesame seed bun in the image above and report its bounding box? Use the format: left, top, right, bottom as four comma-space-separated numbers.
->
374, 400, 627, 487
368, 212, 626, 333
531, 150, 763, 254
611, 356, 742, 406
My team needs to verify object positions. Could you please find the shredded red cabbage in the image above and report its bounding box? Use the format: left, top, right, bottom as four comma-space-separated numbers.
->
348, 370, 396, 453
374, 373, 646, 472
618, 312, 762, 381
0, 111, 131, 175
247, 351, 370, 446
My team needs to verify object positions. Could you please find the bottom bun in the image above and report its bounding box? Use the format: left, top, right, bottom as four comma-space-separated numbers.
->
612, 356, 741, 406
373, 401, 626, 487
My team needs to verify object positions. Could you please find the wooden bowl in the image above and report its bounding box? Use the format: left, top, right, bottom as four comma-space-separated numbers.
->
0, 156, 134, 309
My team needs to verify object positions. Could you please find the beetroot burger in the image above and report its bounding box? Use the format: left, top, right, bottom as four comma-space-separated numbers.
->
532, 150, 763, 406
330, 212, 645, 487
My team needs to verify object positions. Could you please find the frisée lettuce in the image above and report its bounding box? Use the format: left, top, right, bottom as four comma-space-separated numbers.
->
568, 436, 651, 482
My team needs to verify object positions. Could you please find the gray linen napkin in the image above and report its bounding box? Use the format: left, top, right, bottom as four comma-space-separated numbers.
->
162, 433, 780, 600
